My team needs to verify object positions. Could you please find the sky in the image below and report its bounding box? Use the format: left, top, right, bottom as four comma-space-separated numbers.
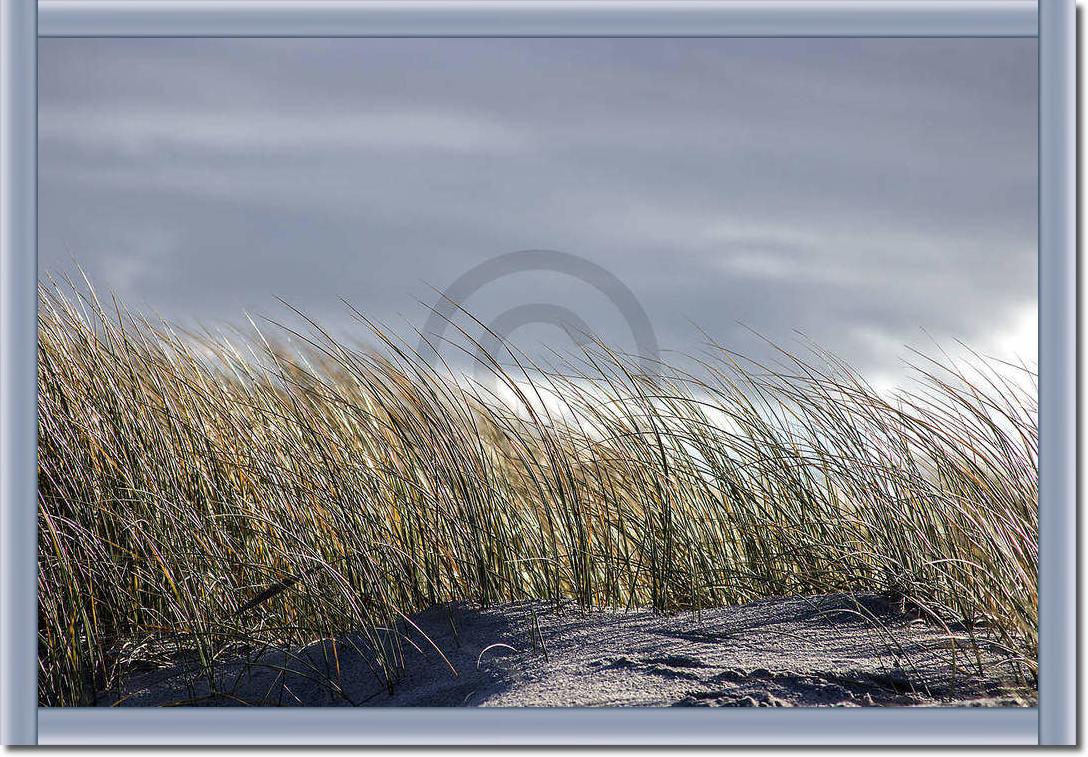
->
38, 38, 1038, 385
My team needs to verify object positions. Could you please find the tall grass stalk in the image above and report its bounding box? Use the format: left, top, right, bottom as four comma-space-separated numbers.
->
37, 282, 1037, 705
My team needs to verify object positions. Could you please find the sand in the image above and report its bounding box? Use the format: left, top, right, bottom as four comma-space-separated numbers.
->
102, 593, 1034, 708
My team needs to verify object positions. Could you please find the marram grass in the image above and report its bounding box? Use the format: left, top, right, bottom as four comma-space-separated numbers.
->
37, 282, 1037, 706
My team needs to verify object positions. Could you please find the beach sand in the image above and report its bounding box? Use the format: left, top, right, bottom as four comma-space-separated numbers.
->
102, 593, 1034, 708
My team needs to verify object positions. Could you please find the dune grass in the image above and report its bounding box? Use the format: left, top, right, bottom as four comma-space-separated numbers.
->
37, 281, 1037, 706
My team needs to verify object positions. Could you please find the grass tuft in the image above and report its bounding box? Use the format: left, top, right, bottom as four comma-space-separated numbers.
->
37, 280, 1037, 706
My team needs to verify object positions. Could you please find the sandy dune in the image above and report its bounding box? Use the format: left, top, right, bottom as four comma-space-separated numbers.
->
103, 593, 1034, 708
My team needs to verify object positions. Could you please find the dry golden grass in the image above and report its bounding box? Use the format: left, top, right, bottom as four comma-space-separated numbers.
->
37, 280, 1037, 706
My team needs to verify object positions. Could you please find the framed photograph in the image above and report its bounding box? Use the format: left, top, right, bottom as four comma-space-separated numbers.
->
1, 0, 1075, 746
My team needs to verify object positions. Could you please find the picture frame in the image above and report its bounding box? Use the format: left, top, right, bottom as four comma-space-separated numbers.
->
1, 0, 1075, 745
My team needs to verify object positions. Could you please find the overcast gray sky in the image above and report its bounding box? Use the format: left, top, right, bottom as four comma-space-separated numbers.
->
39, 38, 1038, 384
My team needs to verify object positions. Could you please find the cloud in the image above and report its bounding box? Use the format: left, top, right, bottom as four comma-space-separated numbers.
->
38, 38, 1038, 384
40, 106, 528, 156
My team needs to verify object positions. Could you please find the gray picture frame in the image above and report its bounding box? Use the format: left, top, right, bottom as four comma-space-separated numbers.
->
1, 0, 1075, 746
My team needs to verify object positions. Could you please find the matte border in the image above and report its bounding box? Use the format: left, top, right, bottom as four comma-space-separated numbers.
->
1037, 0, 1076, 746
38, 0, 1038, 37
0, 0, 37, 747
1, 0, 1073, 746
37, 708, 1039, 746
